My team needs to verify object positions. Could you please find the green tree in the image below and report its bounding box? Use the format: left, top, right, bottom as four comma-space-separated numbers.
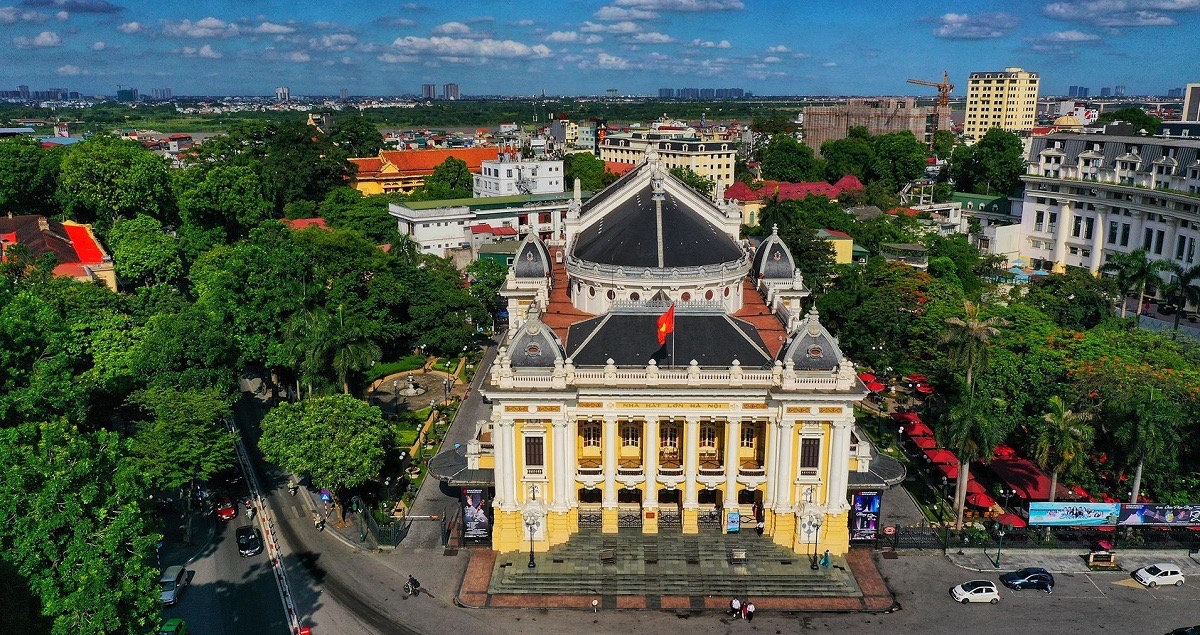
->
258, 394, 387, 494
563, 152, 617, 192
669, 166, 714, 196
466, 257, 508, 315
867, 131, 926, 188
330, 115, 386, 158
931, 129, 956, 160
1114, 388, 1181, 504
57, 135, 175, 237
318, 188, 405, 244
1022, 268, 1119, 330
1100, 248, 1170, 318
820, 132, 874, 181
1033, 395, 1095, 503
175, 165, 273, 258
0, 137, 64, 216
760, 134, 818, 182
941, 393, 1006, 529
750, 115, 798, 135
1096, 107, 1162, 133
107, 215, 182, 288
419, 156, 472, 199
779, 225, 836, 290
1159, 262, 1200, 333
941, 300, 1006, 393
946, 128, 1025, 195
0, 420, 161, 634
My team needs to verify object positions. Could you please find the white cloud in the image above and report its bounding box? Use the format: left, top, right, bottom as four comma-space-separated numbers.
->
284, 51, 310, 62
116, 21, 141, 33
928, 12, 1020, 39
584, 52, 630, 69
594, 6, 659, 20
14, 30, 62, 47
546, 30, 580, 42
55, 10, 67, 20
1043, 0, 1192, 26
163, 17, 240, 38
56, 64, 84, 75
376, 16, 416, 27
255, 21, 295, 34
378, 52, 417, 63
822, 61, 837, 67
1, 7, 51, 23
433, 21, 471, 34
1024, 29, 1102, 54
767, 44, 789, 53
91, 40, 104, 49
690, 38, 730, 48
509, 19, 535, 26
580, 20, 640, 33
627, 31, 674, 43
612, 0, 743, 11
1042, 29, 1102, 41
310, 33, 357, 51
180, 44, 222, 58
763, 56, 781, 63
389, 35, 552, 60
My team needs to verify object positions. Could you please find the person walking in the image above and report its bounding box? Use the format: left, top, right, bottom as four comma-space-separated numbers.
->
740, 599, 749, 620
729, 597, 740, 617
745, 601, 756, 621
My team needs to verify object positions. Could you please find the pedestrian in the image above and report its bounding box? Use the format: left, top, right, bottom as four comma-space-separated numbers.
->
740, 599, 749, 620
729, 597, 740, 617
745, 601, 755, 621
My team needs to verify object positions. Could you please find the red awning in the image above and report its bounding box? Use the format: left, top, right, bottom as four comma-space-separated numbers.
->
1101, 493, 1118, 503
997, 513, 1027, 528
900, 421, 935, 438
890, 412, 921, 423
993, 445, 1017, 459
966, 479, 986, 495
910, 436, 937, 449
987, 457, 1052, 500
857, 372, 877, 382
905, 373, 928, 382
916, 384, 935, 395
936, 462, 959, 480
924, 448, 958, 465
966, 492, 997, 508
866, 381, 886, 392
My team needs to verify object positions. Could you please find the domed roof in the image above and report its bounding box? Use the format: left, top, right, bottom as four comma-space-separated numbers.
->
752, 225, 796, 279
572, 178, 742, 268
514, 234, 551, 278
781, 307, 844, 371
507, 310, 564, 368
1053, 114, 1082, 128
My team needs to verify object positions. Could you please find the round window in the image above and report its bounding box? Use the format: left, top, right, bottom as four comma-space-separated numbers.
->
705, 289, 714, 301
630, 292, 640, 301
588, 286, 596, 298
723, 286, 731, 298
681, 292, 691, 302
607, 290, 616, 300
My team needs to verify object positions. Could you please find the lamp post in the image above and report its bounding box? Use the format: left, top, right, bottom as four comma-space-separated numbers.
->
994, 522, 1007, 569
392, 379, 400, 414
524, 485, 541, 569
444, 377, 451, 404
998, 487, 1015, 513
803, 514, 823, 570
939, 476, 950, 551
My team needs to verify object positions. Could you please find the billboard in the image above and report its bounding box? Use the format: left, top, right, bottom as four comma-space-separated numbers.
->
850, 490, 882, 542
461, 487, 492, 542
1028, 502, 1120, 526
1118, 504, 1200, 526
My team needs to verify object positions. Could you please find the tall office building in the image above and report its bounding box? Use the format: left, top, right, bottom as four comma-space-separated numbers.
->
1167, 87, 1183, 98
116, 88, 139, 103
1101, 87, 1112, 97
658, 88, 675, 98
421, 83, 437, 100
1078, 87, 1089, 98
442, 83, 460, 100
275, 86, 290, 102
340, 88, 348, 100
963, 67, 1040, 140
1115, 85, 1127, 97
1184, 83, 1200, 121
17, 84, 29, 99
1068, 85, 1079, 98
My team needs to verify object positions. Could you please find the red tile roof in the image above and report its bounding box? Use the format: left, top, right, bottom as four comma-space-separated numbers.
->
888, 207, 919, 217
62, 223, 104, 263
605, 161, 636, 176
349, 157, 383, 174
822, 228, 852, 239
471, 224, 517, 236
280, 218, 330, 230
733, 277, 787, 358
725, 175, 863, 203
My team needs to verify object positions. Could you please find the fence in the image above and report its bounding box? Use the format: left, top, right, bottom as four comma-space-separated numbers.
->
879, 524, 1200, 553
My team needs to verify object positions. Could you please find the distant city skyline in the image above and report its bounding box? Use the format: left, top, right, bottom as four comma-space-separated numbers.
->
1, 0, 1198, 97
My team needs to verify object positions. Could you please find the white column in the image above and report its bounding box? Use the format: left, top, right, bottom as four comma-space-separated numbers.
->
566, 418, 578, 506
1131, 210, 1146, 249
683, 417, 699, 509
644, 417, 659, 509
1052, 200, 1072, 271
773, 419, 795, 511
1166, 218, 1181, 262
763, 417, 779, 508
551, 419, 569, 511
825, 417, 853, 513
602, 416, 618, 508
495, 420, 516, 509
1090, 206, 1108, 274
724, 418, 741, 508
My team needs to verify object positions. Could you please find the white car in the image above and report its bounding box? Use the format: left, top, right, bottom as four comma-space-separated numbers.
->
1133, 563, 1185, 588
950, 580, 1000, 604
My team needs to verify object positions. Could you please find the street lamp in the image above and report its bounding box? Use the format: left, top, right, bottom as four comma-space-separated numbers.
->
939, 476, 950, 551
998, 487, 1016, 512
803, 514, 824, 570
523, 486, 541, 569
444, 377, 451, 404
994, 522, 1008, 569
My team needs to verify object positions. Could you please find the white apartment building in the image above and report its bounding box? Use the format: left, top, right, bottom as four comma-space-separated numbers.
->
964, 67, 1040, 141
473, 154, 565, 198
600, 130, 736, 190
1017, 133, 1200, 278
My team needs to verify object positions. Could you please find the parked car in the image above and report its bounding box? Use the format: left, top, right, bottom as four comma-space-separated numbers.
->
1000, 567, 1055, 593
158, 618, 189, 635
215, 497, 237, 521
950, 580, 999, 604
236, 525, 264, 557
212, 466, 244, 488
1134, 563, 1185, 588
159, 566, 188, 605
1167, 626, 1200, 635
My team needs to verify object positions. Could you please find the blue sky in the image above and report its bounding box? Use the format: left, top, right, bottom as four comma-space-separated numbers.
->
1, 0, 1197, 97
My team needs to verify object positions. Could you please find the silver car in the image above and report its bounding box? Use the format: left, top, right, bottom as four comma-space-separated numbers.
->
160, 566, 188, 605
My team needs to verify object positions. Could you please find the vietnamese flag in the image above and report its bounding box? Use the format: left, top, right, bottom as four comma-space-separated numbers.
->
656, 304, 675, 346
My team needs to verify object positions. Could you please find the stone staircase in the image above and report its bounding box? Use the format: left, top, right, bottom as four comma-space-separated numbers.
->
488, 529, 862, 598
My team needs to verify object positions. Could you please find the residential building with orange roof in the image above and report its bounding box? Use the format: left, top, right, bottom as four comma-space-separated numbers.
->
0, 214, 115, 290
348, 146, 500, 195
724, 175, 864, 226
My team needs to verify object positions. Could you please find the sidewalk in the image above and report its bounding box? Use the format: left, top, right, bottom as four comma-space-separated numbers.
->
157, 498, 216, 570
947, 546, 1200, 574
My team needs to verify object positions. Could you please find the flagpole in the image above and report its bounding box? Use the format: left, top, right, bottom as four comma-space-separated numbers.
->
670, 303, 675, 369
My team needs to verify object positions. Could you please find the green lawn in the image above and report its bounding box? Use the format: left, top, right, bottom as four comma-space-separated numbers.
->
365, 355, 427, 382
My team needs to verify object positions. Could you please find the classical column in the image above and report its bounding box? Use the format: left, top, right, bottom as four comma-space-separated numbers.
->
551, 419, 569, 511
762, 417, 779, 509
683, 417, 700, 509
825, 417, 853, 513
773, 419, 795, 512
1052, 200, 1072, 273
724, 418, 742, 518
565, 419, 578, 507
1090, 206, 1108, 274
1166, 217, 1181, 262
1131, 210, 1146, 249
644, 417, 660, 509
602, 416, 618, 507
494, 420, 516, 508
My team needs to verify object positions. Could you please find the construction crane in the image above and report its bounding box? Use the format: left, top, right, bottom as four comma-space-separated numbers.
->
907, 70, 954, 132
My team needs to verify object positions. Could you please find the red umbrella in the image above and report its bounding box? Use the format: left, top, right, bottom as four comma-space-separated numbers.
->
910, 436, 937, 449
924, 448, 958, 465
936, 461, 959, 480
966, 479, 986, 495
997, 513, 1027, 528
905, 373, 928, 382
992, 445, 1016, 459
966, 492, 997, 508
901, 421, 935, 438
891, 412, 921, 423
866, 381, 886, 392
916, 384, 935, 395
858, 372, 877, 382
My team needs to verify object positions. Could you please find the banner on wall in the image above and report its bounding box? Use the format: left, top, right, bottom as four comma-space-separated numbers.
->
461, 487, 492, 542
1028, 502, 1120, 526
849, 490, 882, 542
726, 511, 741, 533
1118, 504, 1200, 526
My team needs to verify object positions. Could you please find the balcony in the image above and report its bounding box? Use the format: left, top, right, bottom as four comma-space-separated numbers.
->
577, 458, 602, 477
617, 459, 644, 476
737, 460, 766, 477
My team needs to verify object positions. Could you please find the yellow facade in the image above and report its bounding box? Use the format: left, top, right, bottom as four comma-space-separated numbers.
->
964, 67, 1040, 140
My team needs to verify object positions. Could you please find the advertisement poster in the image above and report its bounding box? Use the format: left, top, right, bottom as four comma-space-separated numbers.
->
1118, 504, 1200, 526
1028, 502, 1120, 526
850, 491, 882, 542
462, 487, 492, 542
726, 511, 741, 534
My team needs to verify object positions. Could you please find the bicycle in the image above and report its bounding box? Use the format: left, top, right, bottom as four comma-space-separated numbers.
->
404, 577, 421, 597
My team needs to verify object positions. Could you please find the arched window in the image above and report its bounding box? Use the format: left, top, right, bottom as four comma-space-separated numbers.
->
705, 289, 715, 301
580, 421, 601, 447
630, 292, 640, 301
660, 422, 679, 448
681, 292, 691, 302
699, 423, 717, 450
607, 289, 616, 300
621, 422, 640, 447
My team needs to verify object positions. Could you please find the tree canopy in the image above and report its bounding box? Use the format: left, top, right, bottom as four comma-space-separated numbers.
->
946, 128, 1025, 196
760, 134, 821, 182
258, 394, 388, 494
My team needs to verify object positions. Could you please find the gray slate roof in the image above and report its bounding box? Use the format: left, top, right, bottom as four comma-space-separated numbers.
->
751, 229, 796, 279
566, 312, 772, 368
508, 312, 565, 368
513, 234, 551, 278
1028, 133, 1200, 172
780, 308, 844, 371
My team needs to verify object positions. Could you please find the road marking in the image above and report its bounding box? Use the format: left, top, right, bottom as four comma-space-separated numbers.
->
1112, 579, 1146, 590
1086, 574, 1108, 596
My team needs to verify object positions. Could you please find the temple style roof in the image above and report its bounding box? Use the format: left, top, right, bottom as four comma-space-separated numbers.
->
566, 311, 772, 368
780, 308, 845, 371
751, 225, 796, 280
513, 234, 551, 278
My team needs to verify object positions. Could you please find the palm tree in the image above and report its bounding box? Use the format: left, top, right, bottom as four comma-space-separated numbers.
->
1159, 262, 1200, 333
941, 300, 1006, 394
941, 393, 1006, 529
1100, 248, 1170, 318
328, 305, 382, 395
284, 307, 336, 398
1033, 396, 1095, 503
1114, 388, 1181, 504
